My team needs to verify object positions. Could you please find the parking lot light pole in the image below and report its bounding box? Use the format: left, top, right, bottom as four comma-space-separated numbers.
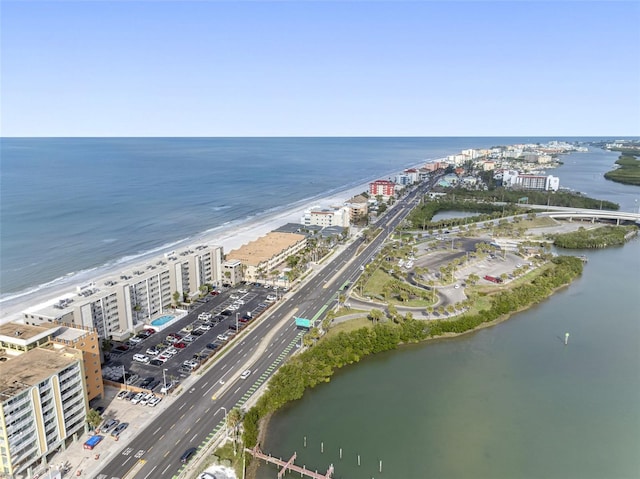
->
162, 368, 167, 392
122, 365, 127, 391
235, 312, 239, 332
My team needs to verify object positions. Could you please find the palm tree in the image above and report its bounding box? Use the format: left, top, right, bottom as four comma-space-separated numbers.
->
226, 407, 243, 455
368, 309, 383, 324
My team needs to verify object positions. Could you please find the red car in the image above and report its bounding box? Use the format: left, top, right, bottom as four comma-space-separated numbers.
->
174, 342, 187, 349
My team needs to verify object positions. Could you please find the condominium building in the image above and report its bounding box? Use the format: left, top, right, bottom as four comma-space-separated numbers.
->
0, 322, 103, 403
22, 245, 223, 340
225, 232, 307, 283
369, 179, 396, 199
344, 195, 369, 223
301, 206, 350, 228
501, 170, 560, 191
0, 347, 88, 478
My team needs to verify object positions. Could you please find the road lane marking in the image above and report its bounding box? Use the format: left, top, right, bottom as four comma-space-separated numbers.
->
122, 456, 132, 466
191, 433, 198, 442
164, 450, 170, 458
143, 465, 158, 479
267, 352, 273, 359
162, 464, 171, 475
153, 426, 162, 434
179, 403, 186, 410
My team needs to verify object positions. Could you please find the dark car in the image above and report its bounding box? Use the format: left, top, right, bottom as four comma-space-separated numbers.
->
220, 310, 231, 316
212, 315, 224, 323
191, 329, 204, 336
139, 377, 154, 388
149, 359, 164, 366
147, 380, 160, 390
180, 447, 197, 463
228, 324, 238, 331
205, 343, 219, 350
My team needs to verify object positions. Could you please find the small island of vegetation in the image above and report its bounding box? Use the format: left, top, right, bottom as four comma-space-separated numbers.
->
550, 225, 638, 249
604, 154, 640, 186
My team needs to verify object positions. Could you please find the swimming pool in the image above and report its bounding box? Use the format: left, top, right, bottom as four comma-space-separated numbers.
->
151, 315, 175, 327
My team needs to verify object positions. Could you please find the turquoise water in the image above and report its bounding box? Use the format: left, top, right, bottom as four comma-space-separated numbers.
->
151, 315, 175, 326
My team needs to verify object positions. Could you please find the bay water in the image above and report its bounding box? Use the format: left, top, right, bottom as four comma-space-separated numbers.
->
258, 146, 640, 479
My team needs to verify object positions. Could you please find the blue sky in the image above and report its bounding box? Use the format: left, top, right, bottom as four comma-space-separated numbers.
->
2, 1, 639, 137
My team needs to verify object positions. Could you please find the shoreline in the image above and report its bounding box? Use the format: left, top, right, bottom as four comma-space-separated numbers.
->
0, 162, 430, 324
246, 256, 582, 479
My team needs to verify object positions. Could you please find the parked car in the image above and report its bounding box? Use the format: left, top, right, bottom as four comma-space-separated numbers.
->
198, 324, 211, 331
139, 377, 154, 388
130, 393, 145, 405
111, 422, 129, 438
150, 359, 164, 366
160, 381, 176, 394
133, 354, 150, 364
98, 419, 119, 434
205, 343, 219, 350
116, 390, 128, 400
148, 396, 162, 407
191, 329, 205, 336
216, 334, 229, 342
146, 348, 159, 356
147, 380, 160, 391
174, 342, 187, 349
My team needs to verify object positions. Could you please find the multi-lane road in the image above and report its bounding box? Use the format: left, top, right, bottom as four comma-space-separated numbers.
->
96, 179, 435, 479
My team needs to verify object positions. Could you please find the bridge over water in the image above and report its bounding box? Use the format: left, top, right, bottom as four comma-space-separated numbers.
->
516, 204, 640, 225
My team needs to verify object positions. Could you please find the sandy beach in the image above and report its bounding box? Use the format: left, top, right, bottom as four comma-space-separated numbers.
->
0, 180, 374, 324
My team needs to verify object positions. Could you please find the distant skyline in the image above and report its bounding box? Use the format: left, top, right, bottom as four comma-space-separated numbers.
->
1, 1, 639, 137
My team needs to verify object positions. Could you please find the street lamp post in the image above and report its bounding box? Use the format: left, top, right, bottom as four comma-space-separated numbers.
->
122, 365, 127, 391
235, 312, 239, 332
162, 368, 168, 393
217, 407, 228, 440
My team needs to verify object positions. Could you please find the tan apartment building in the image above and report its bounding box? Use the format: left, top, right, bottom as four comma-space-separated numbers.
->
0, 346, 88, 478
225, 232, 307, 283
0, 322, 103, 403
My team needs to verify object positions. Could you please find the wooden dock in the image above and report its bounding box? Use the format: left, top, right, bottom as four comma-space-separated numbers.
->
246, 446, 334, 479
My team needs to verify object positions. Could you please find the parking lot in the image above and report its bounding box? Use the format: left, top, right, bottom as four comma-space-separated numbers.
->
99, 283, 285, 404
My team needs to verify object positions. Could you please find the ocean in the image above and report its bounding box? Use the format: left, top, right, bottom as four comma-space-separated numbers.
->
0, 137, 632, 310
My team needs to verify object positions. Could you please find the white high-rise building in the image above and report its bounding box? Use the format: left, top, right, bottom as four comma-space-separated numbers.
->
22, 245, 223, 340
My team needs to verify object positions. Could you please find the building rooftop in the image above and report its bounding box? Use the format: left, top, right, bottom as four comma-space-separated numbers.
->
0, 347, 78, 400
226, 232, 306, 266
0, 322, 60, 345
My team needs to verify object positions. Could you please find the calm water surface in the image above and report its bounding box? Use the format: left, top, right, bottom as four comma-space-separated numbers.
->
259, 147, 640, 479
260, 239, 640, 479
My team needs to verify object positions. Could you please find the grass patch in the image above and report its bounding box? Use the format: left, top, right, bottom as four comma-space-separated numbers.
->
334, 307, 367, 317
520, 216, 559, 228
326, 317, 372, 338
213, 441, 244, 478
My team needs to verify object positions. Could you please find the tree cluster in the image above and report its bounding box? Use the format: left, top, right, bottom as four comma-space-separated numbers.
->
550, 225, 638, 249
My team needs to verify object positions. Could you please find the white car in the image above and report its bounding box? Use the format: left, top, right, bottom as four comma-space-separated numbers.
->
133, 354, 150, 364
454, 284, 460, 289
146, 348, 159, 356
240, 369, 251, 379
130, 392, 145, 405
230, 294, 239, 300
217, 334, 229, 342
198, 313, 212, 320
238, 289, 247, 294
198, 324, 211, 331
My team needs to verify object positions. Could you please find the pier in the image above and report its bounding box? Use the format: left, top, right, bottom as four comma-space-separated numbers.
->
246, 446, 334, 479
